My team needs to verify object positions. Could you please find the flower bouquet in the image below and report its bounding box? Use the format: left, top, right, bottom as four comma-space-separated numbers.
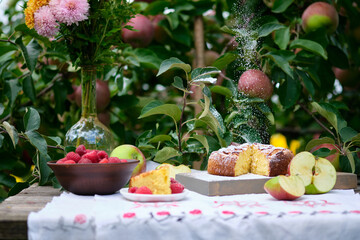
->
24, 0, 135, 153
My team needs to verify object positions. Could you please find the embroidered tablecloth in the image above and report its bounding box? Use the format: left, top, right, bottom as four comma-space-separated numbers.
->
28, 189, 360, 240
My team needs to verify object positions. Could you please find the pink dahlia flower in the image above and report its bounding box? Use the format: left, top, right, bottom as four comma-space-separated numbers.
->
34, 5, 59, 38
50, 0, 89, 25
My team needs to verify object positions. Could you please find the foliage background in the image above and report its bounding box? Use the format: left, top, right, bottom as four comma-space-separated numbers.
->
0, 0, 359, 201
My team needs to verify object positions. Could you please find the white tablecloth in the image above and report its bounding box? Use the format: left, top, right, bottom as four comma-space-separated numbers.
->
28, 189, 360, 240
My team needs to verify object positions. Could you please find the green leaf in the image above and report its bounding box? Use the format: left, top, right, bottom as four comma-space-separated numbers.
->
148, 135, 172, 144
24, 107, 41, 132
305, 137, 335, 151
295, 69, 315, 96
2, 121, 18, 148
274, 26, 290, 50
278, 75, 301, 109
340, 127, 358, 143
139, 101, 182, 123
212, 52, 237, 70
172, 76, 190, 93
220, 26, 238, 35
327, 45, 349, 69
310, 102, 340, 132
0, 173, 16, 188
153, 147, 181, 163
272, 0, 294, 13
191, 67, 220, 84
157, 57, 191, 77
345, 150, 355, 173
210, 85, 233, 98
199, 86, 211, 119
0, 134, 3, 148
133, 48, 162, 69
265, 50, 295, 78
192, 134, 209, 154
351, 133, 360, 144
144, 1, 169, 15
37, 152, 52, 185
45, 136, 62, 146
15, 37, 42, 73
5, 79, 22, 108
257, 23, 285, 38
8, 182, 30, 197
22, 76, 36, 102
15, 24, 51, 47
26, 131, 48, 155
289, 39, 327, 60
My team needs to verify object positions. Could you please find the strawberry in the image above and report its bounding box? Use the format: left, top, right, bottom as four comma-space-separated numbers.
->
56, 158, 66, 164
82, 150, 99, 163
120, 159, 128, 163
170, 182, 184, 194
170, 178, 178, 184
108, 157, 121, 163
66, 152, 81, 162
97, 150, 108, 160
135, 186, 152, 194
75, 145, 87, 156
78, 158, 92, 164
63, 160, 76, 164
128, 187, 138, 193
99, 158, 109, 164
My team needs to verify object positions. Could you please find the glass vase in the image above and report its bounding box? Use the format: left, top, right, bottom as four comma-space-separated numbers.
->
64, 65, 114, 153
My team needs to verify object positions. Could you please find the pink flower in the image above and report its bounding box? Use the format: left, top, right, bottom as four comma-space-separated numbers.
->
50, 0, 89, 25
34, 5, 59, 38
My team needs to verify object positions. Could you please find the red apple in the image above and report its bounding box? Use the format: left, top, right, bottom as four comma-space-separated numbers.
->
310, 143, 340, 171
152, 15, 169, 44
301, 2, 339, 34
110, 144, 146, 176
75, 79, 111, 112
121, 14, 154, 48
264, 175, 305, 200
332, 67, 359, 87
97, 111, 111, 127
237, 69, 273, 100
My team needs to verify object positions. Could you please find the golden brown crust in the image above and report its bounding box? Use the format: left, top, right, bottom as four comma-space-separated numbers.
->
207, 144, 250, 176
207, 143, 293, 177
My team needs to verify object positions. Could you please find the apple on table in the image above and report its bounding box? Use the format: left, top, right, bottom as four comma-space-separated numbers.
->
264, 175, 305, 200
110, 144, 146, 176
288, 151, 337, 194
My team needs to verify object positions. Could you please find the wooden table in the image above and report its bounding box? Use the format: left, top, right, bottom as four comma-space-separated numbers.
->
1, 180, 360, 240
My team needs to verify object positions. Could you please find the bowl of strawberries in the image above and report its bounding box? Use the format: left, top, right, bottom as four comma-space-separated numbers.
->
47, 145, 139, 195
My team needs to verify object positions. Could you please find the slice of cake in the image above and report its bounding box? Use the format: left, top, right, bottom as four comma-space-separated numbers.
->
129, 168, 171, 194
207, 143, 294, 177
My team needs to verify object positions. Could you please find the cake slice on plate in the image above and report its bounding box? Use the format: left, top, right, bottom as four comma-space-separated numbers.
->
129, 168, 171, 194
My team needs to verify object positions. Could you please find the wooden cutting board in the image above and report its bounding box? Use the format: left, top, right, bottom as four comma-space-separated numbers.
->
175, 171, 358, 196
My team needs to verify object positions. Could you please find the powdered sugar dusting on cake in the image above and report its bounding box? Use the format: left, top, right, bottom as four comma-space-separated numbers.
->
191, 171, 270, 181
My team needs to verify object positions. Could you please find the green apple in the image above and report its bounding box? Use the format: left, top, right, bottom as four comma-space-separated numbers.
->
264, 175, 305, 200
110, 144, 146, 176
288, 151, 337, 194
301, 2, 339, 34
156, 163, 191, 179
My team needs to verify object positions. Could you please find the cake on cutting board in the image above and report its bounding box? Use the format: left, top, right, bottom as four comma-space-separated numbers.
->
207, 143, 294, 177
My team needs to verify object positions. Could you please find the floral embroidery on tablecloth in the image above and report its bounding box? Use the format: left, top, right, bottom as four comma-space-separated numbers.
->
74, 214, 87, 224
123, 212, 136, 218
283, 200, 340, 208
213, 200, 264, 208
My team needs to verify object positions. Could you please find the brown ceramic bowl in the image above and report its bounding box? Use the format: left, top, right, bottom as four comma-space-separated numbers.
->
47, 159, 139, 195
